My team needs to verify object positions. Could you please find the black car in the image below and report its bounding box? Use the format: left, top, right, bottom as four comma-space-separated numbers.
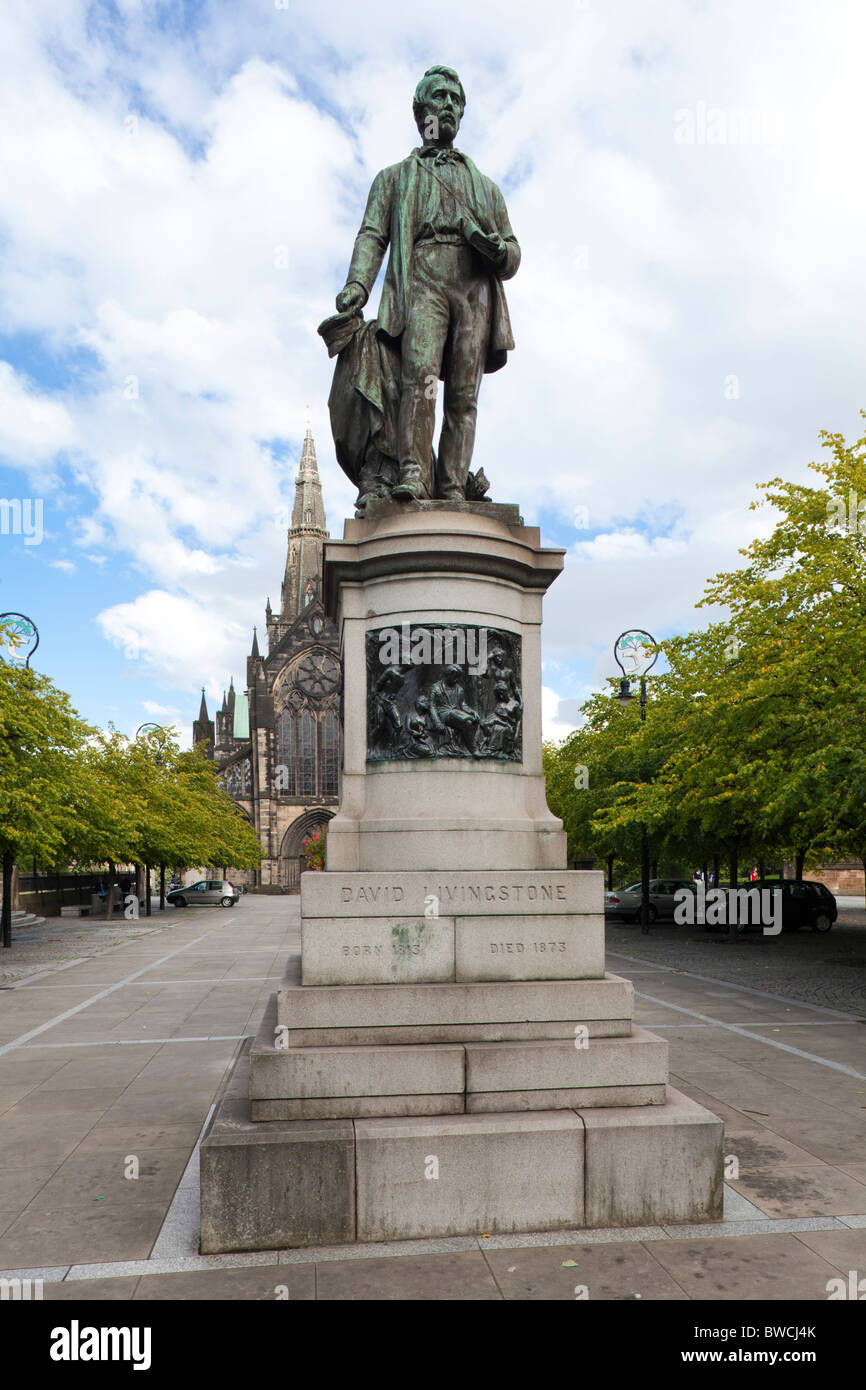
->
763, 879, 837, 933
702, 879, 838, 933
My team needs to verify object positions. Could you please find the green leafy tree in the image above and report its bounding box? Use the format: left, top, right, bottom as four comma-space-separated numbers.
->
693, 419, 866, 887
546, 419, 866, 918
0, 662, 95, 945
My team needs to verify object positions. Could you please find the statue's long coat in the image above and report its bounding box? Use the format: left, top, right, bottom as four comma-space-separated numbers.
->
346, 148, 520, 374
323, 149, 520, 489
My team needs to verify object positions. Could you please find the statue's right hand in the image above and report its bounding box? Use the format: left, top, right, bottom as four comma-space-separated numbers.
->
336, 282, 368, 313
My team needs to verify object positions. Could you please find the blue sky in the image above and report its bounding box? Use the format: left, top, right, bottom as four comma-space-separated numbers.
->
2, 0, 866, 744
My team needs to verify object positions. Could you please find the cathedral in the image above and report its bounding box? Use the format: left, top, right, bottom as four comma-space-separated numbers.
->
192, 428, 342, 890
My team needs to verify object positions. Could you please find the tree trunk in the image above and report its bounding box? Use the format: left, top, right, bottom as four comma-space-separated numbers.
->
795, 848, 806, 882
640, 826, 651, 935
701, 861, 708, 886
105, 860, 117, 920
1, 849, 13, 948
132, 865, 144, 918
727, 844, 739, 942
712, 854, 720, 889
159, 863, 166, 912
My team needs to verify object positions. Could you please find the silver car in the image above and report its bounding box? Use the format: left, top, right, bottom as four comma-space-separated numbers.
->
604, 878, 696, 924
167, 879, 239, 908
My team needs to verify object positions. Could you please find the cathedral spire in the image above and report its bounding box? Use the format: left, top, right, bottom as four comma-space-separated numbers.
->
281, 425, 329, 620
192, 686, 215, 757
251, 626, 260, 658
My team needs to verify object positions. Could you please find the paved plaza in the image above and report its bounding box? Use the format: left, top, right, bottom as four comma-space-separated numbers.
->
0, 895, 864, 1300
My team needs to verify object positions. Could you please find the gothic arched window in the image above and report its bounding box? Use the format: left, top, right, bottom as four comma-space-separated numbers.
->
320, 709, 339, 797
277, 710, 296, 796
299, 709, 315, 795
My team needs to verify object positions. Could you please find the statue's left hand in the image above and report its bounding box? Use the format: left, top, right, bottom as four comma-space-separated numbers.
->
336, 282, 368, 313
462, 221, 508, 268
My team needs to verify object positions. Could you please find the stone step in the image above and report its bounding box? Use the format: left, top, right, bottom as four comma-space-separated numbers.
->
354, 1087, 722, 1241
199, 1041, 723, 1252
355, 1111, 587, 1241
250, 999, 464, 1120
250, 1000, 668, 1119
276, 965, 635, 1045
11, 911, 46, 930
463, 1027, 668, 1112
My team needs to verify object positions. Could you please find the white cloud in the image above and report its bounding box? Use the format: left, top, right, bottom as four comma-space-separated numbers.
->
0, 362, 76, 464
97, 588, 246, 689
541, 684, 585, 742
2, 0, 866, 716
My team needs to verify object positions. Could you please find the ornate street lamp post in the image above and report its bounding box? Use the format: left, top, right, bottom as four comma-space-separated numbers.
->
0, 612, 40, 668
0, 615, 40, 947
613, 630, 658, 936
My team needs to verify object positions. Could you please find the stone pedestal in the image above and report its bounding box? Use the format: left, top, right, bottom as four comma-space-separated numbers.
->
200, 503, 723, 1251
323, 502, 565, 873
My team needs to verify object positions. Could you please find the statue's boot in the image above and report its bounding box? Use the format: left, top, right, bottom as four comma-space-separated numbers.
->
392, 464, 429, 501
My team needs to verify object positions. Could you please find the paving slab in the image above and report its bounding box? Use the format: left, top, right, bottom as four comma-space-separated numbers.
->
44, 1276, 141, 1299
643, 1232, 845, 1300
133, 1264, 314, 1300
0, 1203, 167, 1268
77, 1121, 204, 1151
24, 1149, 189, 1213
483, 1241, 689, 1300
0, 1164, 65, 1208
314, 1250, 502, 1300
792, 1225, 866, 1272
727, 1166, 866, 1219
722, 1126, 839, 1169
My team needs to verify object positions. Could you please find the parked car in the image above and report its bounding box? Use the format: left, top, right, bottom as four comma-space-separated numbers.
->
722, 879, 838, 933
604, 878, 697, 924
166, 879, 239, 908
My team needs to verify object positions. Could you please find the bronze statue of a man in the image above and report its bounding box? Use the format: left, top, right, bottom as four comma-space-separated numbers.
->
326, 66, 520, 507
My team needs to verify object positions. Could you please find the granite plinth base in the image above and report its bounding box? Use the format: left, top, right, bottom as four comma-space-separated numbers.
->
275, 964, 635, 1045
199, 1045, 723, 1252
251, 993, 668, 1118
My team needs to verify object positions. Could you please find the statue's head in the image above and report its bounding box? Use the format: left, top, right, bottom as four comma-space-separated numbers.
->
379, 666, 404, 692
444, 664, 461, 684
413, 65, 465, 143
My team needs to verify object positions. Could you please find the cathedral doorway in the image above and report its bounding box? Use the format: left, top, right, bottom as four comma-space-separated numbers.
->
278, 809, 334, 893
